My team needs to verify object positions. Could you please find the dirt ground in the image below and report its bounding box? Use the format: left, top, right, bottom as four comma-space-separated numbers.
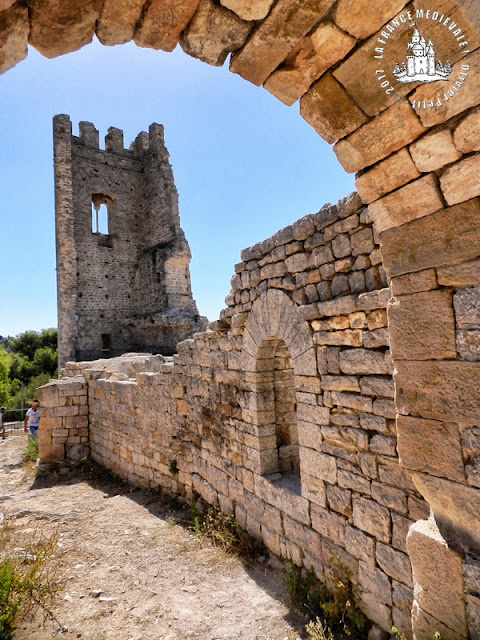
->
0, 435, 307, 640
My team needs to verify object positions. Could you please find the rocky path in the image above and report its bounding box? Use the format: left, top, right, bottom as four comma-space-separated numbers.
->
0, 435, 305, 640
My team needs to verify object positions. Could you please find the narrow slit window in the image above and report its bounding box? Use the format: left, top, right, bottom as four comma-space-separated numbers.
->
101, 333, 112, 352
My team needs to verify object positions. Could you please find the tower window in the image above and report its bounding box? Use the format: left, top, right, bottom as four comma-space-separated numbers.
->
91, 194, 113, 235
101, 333, 112, 352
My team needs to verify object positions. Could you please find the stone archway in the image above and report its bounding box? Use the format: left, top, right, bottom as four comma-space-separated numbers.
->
2, 1, 480, 636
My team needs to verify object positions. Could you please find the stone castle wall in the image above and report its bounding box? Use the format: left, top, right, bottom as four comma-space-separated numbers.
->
40, 193, 432, 635
53, 116, 206, 367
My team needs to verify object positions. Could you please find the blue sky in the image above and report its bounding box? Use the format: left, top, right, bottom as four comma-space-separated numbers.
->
0, 38, 354, 337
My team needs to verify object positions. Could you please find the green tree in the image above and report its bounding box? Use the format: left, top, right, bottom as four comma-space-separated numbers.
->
0, 347, 10, 406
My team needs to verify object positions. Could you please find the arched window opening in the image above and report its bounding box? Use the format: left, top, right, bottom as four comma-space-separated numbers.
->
256, 337, 299, 480
91, 194, 113, 236
273, 340, 299, 474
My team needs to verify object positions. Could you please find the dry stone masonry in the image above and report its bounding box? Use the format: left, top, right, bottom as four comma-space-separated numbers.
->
54, 115, 207, 367
2, 0, 480, 637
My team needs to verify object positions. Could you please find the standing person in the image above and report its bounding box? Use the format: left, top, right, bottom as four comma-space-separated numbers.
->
24, 400, 40, 438
0, 406, 5, 440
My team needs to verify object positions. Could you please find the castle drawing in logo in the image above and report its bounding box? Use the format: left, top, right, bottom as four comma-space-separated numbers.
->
393, 26, 452, 83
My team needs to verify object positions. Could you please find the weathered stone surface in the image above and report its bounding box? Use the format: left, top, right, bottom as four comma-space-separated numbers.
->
181, 0, 251, 66
380, 199, 480, 278
300, 73, 368, 144
0, 3, 29, 74
466, 595, 480, 640
407, 519, 468, 635
390, 269, 437, 296
96, 0, 147, 46
454, 107, 480, 154
355, 149, 420, 205
299, 447, 337, 484
334, 102, 426, 174
440, 155, 480, 206
0, 0, 15, 11
395, 361, 480, 426
437, 259, 480, 287
134, 0, 201, 51
397, 416, 465, 483
229, 0, 336, 86
412, 604, 467, 640
28, 0, 103, 58
410, 49, 480, 127
339, 349, 390, 375
414, 474, 480, 557
220, 0, 274, 21
457, 330, 480, 361
387, 290, 456, 360
376, 543, 412, 587
359, 561, 392, 605
332, 0, 408, 39
360, 593, 392, 631
264, 22, 355, 106
353, 496, 390, 542
369, 174, 444, 234
454, 286, 480, 329
410, 130, 462, 173
345, 526, 375, 568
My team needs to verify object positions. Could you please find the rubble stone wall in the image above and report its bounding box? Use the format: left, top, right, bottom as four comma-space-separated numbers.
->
40, 193, 431, 636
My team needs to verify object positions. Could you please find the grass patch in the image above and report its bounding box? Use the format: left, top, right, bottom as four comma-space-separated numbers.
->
283, 559, 370, 640
190, 501, 264, 560
23, 437, 39, 464
0, 523, 60, 638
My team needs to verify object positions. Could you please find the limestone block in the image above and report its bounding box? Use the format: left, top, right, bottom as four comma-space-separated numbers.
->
339, 349, 390, 375
300, 73, 367, 144
466, 595, 480, 640
464, 555, 480, 595
0, 0, 15, 10
388, 290, 456, 360
410, 130, 462, 173
28, 0, 103, 58
412, 474, 480, 556
181, 0, 251, 66
301, 472, 327, 507
345, 526, 375, 569
380, 199, 480, 278
352, 496, 390, 542
314, 330, 362, 347
332, 0, 409, 40
36, 381, 60, 407
254, 474, 310, 525
369, 174, 443, 234
359, 592, 392, 631
285, 252, 309, 273
355, 149, 421, 205
229, 0, 336, 86
397, 416, 465, 483
309, 245, 334, 268
376, 543, 412, 587
264, 22, 355, 106
363, 329, 389, 349
457, 330, 480, 361
454, 108, 480, 154
334, 102, 426, 174
317, 295, 357, 317
0, 3, 28, 74
299, 447, 337, 484
96, 0, 146, 45
357, 289, 390, 311
298, 421, 322, 450
454, 286, 480, 329
371, 482, 407, 515
135, 0, 201, 51
441, 154, 480, 206
390, 269, 437, 296
331, 391, 372, 412
39, 444, 65, 462
311, 503, 346, 544
392, 514, 413, 554
220, 0, 274, 21
358, 561, 392, 606
438, 260, 480, 287
360, 413, 389, 434
370, 434, 396, 457
395, 360, 480, 426
407, 519, 468, 635
410, 49, 480, 128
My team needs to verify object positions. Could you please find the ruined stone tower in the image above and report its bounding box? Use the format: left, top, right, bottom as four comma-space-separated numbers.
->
53, 114, 206, 367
